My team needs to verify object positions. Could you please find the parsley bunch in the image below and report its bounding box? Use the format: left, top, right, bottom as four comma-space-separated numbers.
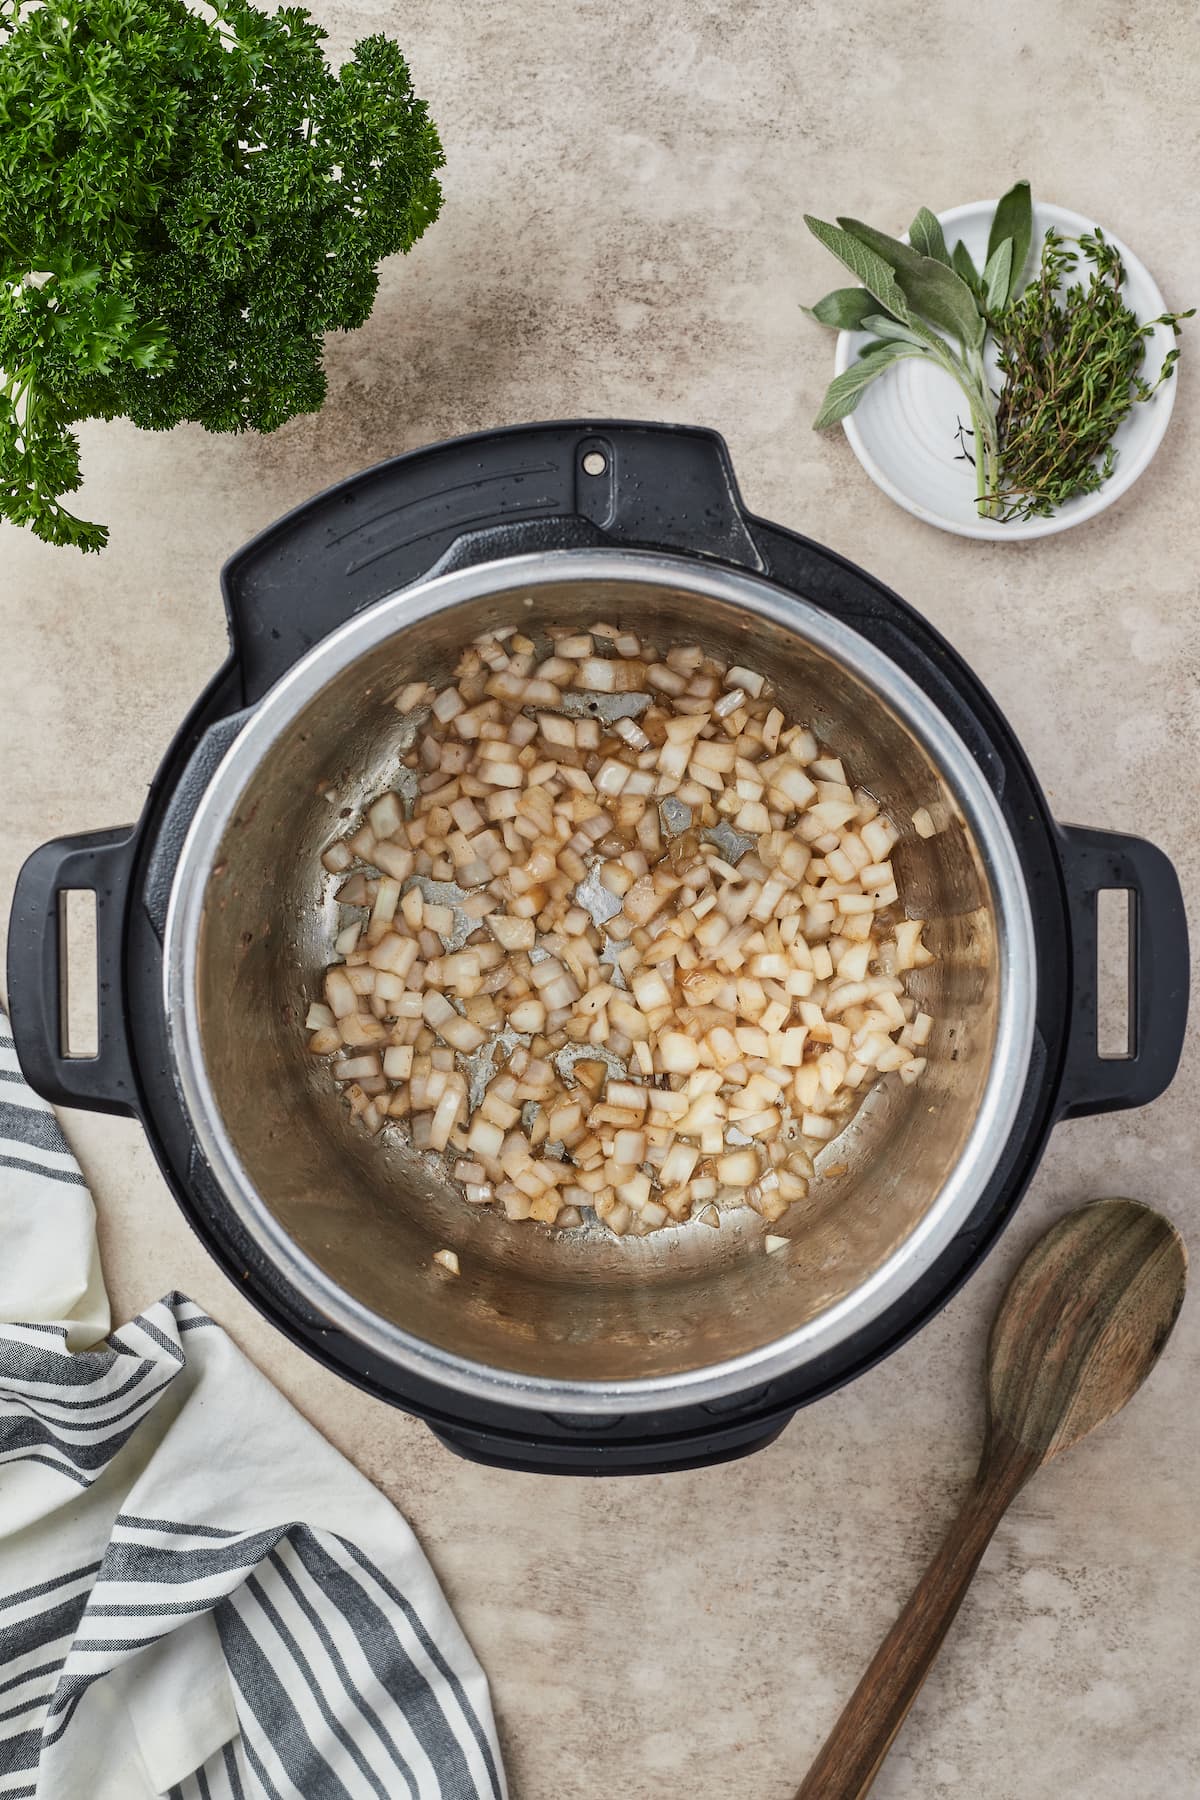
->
0, 0, 444, 551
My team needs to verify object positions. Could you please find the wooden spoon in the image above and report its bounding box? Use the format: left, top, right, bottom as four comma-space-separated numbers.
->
796, 1198, 1186, 1800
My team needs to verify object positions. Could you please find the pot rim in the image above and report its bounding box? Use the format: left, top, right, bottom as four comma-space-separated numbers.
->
165, 548, 1037, 1414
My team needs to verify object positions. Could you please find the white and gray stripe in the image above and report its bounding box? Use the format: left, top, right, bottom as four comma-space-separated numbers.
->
1, 1007, 505, 1797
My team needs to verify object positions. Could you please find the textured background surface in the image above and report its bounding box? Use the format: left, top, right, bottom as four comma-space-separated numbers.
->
2, 3, 1198, 1794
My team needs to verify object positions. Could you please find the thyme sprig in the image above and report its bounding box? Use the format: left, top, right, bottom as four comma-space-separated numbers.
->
991, 228, 1193, 521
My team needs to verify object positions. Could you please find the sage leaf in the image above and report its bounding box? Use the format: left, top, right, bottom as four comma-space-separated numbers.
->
909, 207, 950, 266
812, 339, 923, 430
838, 217, 985, 350
804, 216, 911, 323
983, 237, 1013, 315
804, 286, 884, 331
952, 238, 983, 297
987, 179, 1033, 302
861, 313, 929, 348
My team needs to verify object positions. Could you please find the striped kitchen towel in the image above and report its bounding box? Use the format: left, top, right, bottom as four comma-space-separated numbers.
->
0, 1010, 506, 1800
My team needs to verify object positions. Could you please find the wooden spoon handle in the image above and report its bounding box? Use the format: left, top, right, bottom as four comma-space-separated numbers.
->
796, 1462, 1026, 1800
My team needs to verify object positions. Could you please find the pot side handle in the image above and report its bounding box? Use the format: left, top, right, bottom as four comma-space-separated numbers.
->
1055, 824, 1189, 1119
5, 828, 140, 1116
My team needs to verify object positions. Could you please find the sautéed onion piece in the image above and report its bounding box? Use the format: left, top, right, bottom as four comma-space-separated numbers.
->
307, 625, 935, 1238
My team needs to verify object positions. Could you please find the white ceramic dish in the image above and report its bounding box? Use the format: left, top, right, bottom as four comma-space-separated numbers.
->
833, 200, 1180, 540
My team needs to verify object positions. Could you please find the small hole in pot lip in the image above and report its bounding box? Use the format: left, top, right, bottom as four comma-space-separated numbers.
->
582, 450, 607, 476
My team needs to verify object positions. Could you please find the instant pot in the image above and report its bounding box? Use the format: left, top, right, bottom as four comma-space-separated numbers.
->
7, 422, 1188, 1473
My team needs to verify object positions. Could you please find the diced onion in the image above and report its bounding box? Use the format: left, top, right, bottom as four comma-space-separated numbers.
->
307, 621, 935, 1241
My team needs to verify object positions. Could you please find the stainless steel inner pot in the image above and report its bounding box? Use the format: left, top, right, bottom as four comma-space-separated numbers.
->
165, 550, 1036, 1412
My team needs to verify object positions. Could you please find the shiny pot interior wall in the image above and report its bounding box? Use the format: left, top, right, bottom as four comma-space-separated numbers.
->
192, 571, 997, 1382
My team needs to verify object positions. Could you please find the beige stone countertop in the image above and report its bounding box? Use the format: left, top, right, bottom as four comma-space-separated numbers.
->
3, 3, 1198, 1795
